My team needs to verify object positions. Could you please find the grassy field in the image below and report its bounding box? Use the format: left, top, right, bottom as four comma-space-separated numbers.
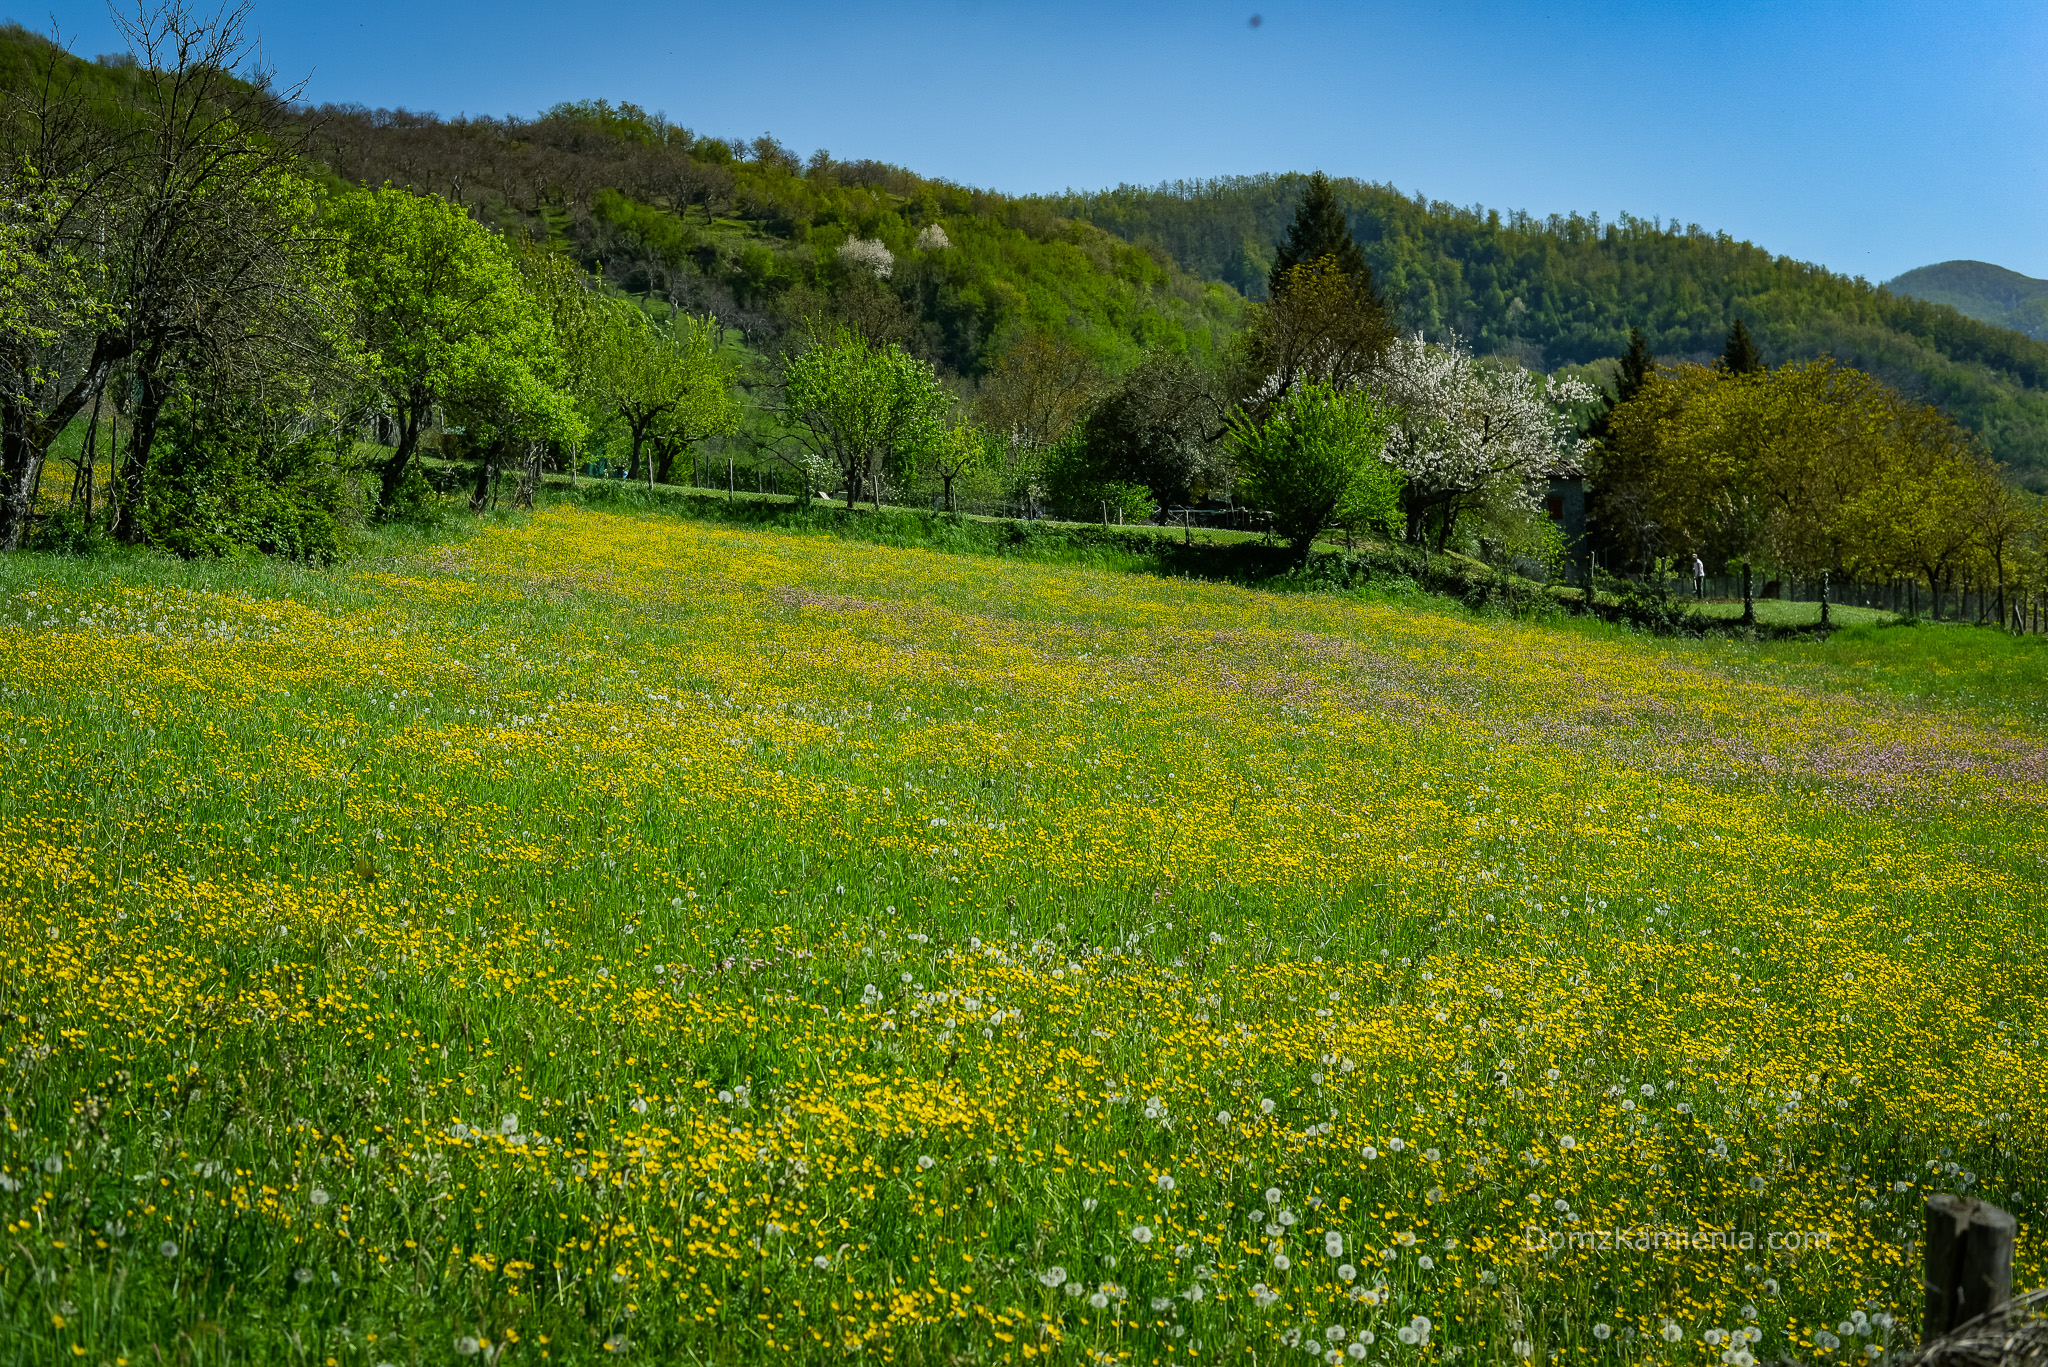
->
0, 503, 2043, 1366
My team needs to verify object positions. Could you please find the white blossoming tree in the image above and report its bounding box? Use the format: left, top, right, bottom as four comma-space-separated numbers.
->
914, 224, 951, 251
1372, 332, 1594, 550
836, 237, 894, 280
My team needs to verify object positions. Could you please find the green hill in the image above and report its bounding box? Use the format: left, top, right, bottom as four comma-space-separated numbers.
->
1039, 175, 2048, 489
297, 101, 1243, 382
1886, 259, 2048, 342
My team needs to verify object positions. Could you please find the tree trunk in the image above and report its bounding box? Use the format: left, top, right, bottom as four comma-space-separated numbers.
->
470, 439, 505, 511
76, 395, 101, 520
1740, 562, 1754, 626
103, 408, 122, 534
25, 427, 50, 514
378, 406, 426, 512
0, 362, 110, 550
113, 367, 174, 544
0, 421, 41, 552
515, 440, 541, 509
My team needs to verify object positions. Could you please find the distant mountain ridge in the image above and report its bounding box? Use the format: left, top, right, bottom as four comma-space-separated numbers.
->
1885, 260, 2048, 342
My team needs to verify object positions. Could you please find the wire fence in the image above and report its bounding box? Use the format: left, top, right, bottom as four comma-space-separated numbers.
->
1646, 573, 2048, 631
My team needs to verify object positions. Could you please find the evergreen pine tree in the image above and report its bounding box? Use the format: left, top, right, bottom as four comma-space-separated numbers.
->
1616, 326, 1655, 404
1268, 171, 1367, 296
1587, 327, 1654, 449
1721, 318, 1763, 374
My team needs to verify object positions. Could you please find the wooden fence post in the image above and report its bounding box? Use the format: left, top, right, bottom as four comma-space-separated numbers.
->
1924, 1194, 2015, 1342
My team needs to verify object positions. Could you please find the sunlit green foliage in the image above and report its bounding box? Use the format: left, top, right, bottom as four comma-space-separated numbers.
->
1227, 380, 1402, 553
1595, 357, 2047, 617
783, 322, 952, 507
329, 186, 579, 509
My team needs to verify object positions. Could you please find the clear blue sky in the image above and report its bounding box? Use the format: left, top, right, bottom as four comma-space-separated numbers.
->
36, 0, 2048, 282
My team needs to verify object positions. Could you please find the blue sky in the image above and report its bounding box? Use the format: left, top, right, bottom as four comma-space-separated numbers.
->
37, 0, 2048, 281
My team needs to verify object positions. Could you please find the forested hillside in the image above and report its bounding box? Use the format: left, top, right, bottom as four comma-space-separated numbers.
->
1042, 176, 2048, 489
0, 20, 1245, 384
294, 100, 1242, 380
6, 0, 2045, 595
1887, 260, 2048, 343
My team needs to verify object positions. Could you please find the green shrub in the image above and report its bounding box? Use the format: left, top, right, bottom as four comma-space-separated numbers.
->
1040, 431, 1159, 522
132, 400, 370, 562
25, 502, 112, 556
379, 457, 447, 529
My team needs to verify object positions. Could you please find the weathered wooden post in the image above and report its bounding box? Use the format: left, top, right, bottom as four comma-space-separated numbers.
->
1923, 1194, 2015, 1342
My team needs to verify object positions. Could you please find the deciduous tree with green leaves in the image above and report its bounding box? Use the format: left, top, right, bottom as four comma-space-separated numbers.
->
1598, 350, 2024, 620
0, 1, 343, 548
586, 301, 740, 487
0, 168, 111, 548
781, 322, 949, 510
927, 420, 995, 513
329, 185, 562, 511
647, 318, 743, 488
1068, 351, 1221, 513
1227, 378, 1401, 556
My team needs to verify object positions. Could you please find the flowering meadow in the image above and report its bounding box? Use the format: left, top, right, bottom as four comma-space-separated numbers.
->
0, 506, 2043, 1365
